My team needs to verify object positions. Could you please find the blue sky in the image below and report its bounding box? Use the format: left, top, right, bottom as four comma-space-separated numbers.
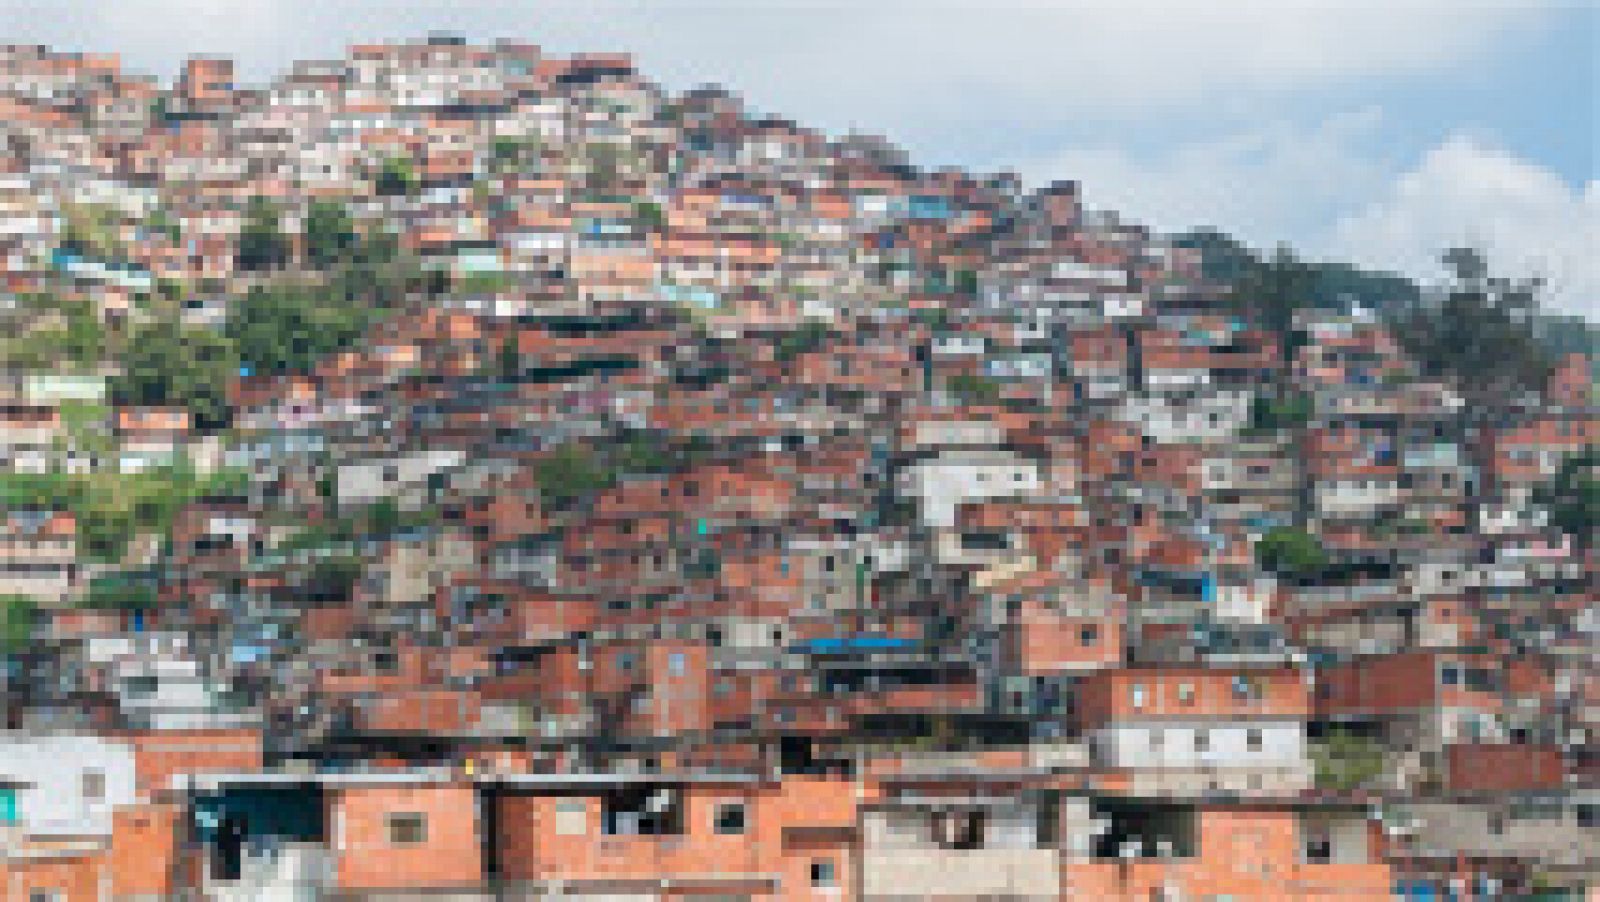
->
2, 0, 1594, 315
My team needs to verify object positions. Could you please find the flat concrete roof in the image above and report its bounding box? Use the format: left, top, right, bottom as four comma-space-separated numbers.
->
178, 768, 768, 792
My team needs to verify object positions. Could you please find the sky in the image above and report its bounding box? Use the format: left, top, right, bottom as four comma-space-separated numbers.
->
2, 0, 1595, 316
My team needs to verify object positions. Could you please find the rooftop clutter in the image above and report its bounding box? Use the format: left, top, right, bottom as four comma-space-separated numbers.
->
0, 36, 1594, 900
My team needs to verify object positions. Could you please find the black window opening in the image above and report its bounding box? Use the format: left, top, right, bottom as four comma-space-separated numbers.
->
1091, 803, 1198, 860
600, 785, 684, 836
810, 858, 837, 886
714, 802, 747, 835
930, 809, 987, 850
960, 530, 1011, 552
198, 787, 328, 882
387, 811, 428, 845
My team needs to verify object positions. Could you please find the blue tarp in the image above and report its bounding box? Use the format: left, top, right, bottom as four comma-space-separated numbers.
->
794, 636, 915, 654
1394, 879, 1454, 901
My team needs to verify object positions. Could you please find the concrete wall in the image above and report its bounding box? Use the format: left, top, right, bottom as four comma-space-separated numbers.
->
332, 784, 484, 892
1401, 799, 1599, 867
1092, 722, 1306, 770
862, 847, 1059, 899
901, 449, 1040, 529
338, 449, 465, 506
0, 733, 138, 837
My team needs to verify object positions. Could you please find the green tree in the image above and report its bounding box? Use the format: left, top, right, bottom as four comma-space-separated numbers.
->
497, 334, 521, 381
1232, 244, 1316, 376
236, 196, 290, 272
82, 574, 159, 611
111, 318, 238, 429
633, 200, 665, 232
59, 203, 122, 259
1535, 446, 1598, 549
229, 227, 421, 375
948, 373, 1001, 405
952, 269, 979, 298
365, 498, 402, 536
533, 445, 614, 509
0, 468, 230, 564
228, 284, 326, 375
1247, 392, 1312, 433
306, 554, 364, 600
1310, 729, 1387, 792
1255, 526, 1329, 578
145, 208, 182, 243
0, 595, 37, 654
303, 200, 357, 269
773, 321, 831, 362
1389, 247, 1554, 412
375, 157, 416, 197
914, 307, 951, 331
491, 137, 521, 166
491, 136, 539, 171
6, 297, 106, 368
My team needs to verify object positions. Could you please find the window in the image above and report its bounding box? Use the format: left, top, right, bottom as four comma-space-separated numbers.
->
667, 653, 686, 677
81, 769, 105, 802
602, 786, 683, 836
1231, 676, 1258, 700
1079, 625, 1098, 646
554, 801, 587, 836
1177, 683, 1195, 704
714, 802, 746, 835
1194, 730, 1210, 753
387, 812, 428, 846
810, 858, 837, 887
1130, 684, 1147, 710
30, 892, 63, 902
1246, 729, 1262, 752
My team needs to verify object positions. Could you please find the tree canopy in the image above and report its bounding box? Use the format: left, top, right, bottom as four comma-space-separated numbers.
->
375, 157, 417, 197
1388, 248, 1556, 411
227, 228, 418, 376
111, 317, 237, 429
1255, 526, 1329, 578
236, 196, 291, 272
303, 200, 358, 269
1536, 446, 1598, 549
0, 594, 37, 655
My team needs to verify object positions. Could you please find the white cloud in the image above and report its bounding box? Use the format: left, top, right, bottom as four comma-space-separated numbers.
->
0, 1, 1555, 123
1016, 108, 1398, 248
736, 0, 1552, 128
2, 0, 1585, 316
1328, 136, 1599, 318
1020, 119, 1596, 320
